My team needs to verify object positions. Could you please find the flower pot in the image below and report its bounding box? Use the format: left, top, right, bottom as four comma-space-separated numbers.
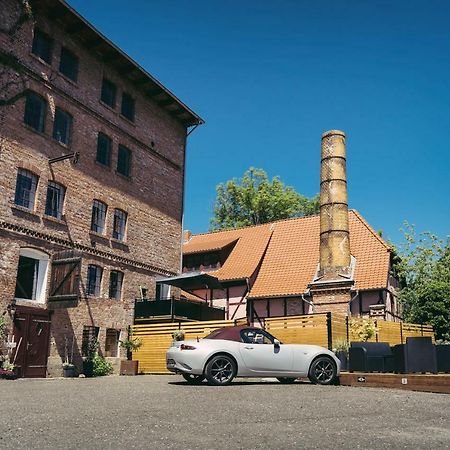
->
83, 360, 94, 377
120, 359, 139, 375
63, 366, 77, 378
336, 351, 348, 371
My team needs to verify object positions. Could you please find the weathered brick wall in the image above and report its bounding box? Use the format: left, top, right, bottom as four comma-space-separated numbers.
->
0, 0, 190, 375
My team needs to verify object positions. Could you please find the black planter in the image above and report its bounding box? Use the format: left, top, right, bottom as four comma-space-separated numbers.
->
336, 351, 348, 371
436, 345, 450, 373
63, 366, 77, 378
83, 360, 94, 377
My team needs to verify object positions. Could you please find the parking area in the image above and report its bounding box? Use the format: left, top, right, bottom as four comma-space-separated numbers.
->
1, 375, 450, 449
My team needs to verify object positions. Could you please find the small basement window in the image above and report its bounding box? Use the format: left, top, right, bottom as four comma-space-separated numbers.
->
82, 325, 99, 357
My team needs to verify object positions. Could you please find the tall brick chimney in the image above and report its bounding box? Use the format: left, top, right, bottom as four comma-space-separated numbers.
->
309, 130, 353, 315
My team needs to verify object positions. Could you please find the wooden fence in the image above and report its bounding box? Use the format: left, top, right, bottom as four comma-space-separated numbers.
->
131, 314, 434, 374
131, 319, 246, 374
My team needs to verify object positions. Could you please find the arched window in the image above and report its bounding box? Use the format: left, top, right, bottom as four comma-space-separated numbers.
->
14, 248, 49, 303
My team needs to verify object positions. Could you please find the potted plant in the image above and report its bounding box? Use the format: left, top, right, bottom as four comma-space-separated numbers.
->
0, 359, 16, 380
82, 338, 98, 377
119, 330, 142, 375
62, 335, 77, 377
333, 339, 349, 371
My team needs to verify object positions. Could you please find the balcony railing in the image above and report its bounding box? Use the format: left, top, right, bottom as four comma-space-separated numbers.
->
134, 298, 225, 322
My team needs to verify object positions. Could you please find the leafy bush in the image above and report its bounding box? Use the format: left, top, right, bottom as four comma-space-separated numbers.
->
349, 319, 377, 342
92, 355, 113, 377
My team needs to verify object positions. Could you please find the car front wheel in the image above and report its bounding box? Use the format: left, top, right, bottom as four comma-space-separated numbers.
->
182, 374, 205, 384
205, 354, 236, 386
308, 356, 337, 385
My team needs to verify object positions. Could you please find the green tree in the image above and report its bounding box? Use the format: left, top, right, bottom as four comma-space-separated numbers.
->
394, 223, 450, 341
210, 167, 319, 231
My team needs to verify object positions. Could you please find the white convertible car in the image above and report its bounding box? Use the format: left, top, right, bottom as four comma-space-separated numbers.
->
166, 325, 340, 386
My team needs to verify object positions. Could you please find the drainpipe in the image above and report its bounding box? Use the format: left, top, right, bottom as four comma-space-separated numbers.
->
348, 290, 359, 316
302, 290, 314, 314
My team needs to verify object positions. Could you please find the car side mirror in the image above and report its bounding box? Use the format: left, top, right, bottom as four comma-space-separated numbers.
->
274, 339, 280, 348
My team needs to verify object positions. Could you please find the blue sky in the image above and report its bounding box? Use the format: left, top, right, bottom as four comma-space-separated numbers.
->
67, 0, 450, 244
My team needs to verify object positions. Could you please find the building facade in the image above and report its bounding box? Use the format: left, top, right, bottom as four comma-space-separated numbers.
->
0, 0, 202, 376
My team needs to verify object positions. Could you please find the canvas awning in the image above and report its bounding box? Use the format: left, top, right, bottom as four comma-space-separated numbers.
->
156, 272, 222, 290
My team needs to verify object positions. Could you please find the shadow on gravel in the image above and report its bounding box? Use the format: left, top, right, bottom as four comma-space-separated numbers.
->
168, 379, 313, 386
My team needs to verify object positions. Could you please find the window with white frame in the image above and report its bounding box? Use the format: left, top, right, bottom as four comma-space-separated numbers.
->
90, 200, 107, 234
112, 209, 127, 241
86, 264, 102, 297
14, 169, 38, 210
44, 181, 65, 219
108, 271, 123, 299
14, 248, 49, 303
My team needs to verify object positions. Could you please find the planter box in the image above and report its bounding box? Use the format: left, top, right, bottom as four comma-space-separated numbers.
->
335, 351, 348, 371
436, 345, 450, 373
120, 360, 139, 376
63, 366, 77, 378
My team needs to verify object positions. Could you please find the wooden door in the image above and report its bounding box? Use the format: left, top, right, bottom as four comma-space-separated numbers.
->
13, 306, 51, 378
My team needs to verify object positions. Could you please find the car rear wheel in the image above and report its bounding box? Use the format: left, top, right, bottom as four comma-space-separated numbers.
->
277, 377, 297, 384
308, 356, 337, 385
205, 354, 236, 386
182, 374, 205, 384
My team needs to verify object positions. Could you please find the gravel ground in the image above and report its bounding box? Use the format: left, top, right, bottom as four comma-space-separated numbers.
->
1, 375, 449, 449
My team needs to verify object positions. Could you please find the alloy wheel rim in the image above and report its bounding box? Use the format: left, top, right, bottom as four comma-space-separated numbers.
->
210, 358, 233, 383
314, 360, 334, 382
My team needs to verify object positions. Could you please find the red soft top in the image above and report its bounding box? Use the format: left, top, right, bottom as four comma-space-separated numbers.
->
204, 325, 254, 342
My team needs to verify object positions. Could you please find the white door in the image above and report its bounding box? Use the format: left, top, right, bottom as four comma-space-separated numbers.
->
238, 329, 293, 374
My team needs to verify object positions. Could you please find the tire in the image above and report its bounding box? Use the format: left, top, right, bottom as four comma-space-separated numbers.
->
205, 354, 236, 386
308, 356, 337, 385
182, 374, 205, 384
277, 377, 297, 384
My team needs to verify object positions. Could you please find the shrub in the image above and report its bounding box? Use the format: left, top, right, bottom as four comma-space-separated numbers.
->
92, 355, 113, 377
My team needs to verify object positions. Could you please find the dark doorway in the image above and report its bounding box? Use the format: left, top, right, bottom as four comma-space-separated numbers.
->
14, 256, 39, 299
12, 306, 52, 378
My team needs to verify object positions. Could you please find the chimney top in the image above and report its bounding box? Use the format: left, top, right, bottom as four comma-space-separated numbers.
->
321, 130, 345, 139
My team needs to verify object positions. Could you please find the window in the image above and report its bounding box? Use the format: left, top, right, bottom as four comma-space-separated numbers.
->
108, 271, 123, 299
96, 132, 111, 166
24, 92, 46, 132
117, 145, 131, 177
105, 329, 120, 357
101, 78, 116, 108
240, 328, 276, 345
59, 47, 78, 82
31, 29, 53, 64
82, 326, 99, 357
14, 248, 49, 303
52, 108, 72, 145
14, 169, 38, 210
112, 209, 127, 241
121, 93, 135, 121
86, 264, 102, 296
90, 200, 107, 234
44, 181, 65, 219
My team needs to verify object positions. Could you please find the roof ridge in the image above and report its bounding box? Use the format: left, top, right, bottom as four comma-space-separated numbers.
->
188, 214, 320, 238
350, 209, 391, 251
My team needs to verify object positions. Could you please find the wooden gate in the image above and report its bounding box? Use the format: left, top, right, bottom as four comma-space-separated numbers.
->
131, 319, 246, 374
12, 306, 52, 378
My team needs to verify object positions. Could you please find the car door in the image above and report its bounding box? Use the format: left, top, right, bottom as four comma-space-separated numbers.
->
238, 329, 293, 374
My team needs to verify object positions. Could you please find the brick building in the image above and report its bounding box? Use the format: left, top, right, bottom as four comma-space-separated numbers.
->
0, 0, 202, 377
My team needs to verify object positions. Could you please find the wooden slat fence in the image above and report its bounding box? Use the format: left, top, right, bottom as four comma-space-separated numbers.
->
131, 319, 246, 374
130, 314, 434, 374
264, 314, 329, 348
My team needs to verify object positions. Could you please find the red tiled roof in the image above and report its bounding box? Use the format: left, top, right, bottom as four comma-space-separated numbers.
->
182, 210, 391, 298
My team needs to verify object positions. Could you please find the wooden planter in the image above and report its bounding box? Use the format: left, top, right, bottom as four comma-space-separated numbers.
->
120, 360, 139, 376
